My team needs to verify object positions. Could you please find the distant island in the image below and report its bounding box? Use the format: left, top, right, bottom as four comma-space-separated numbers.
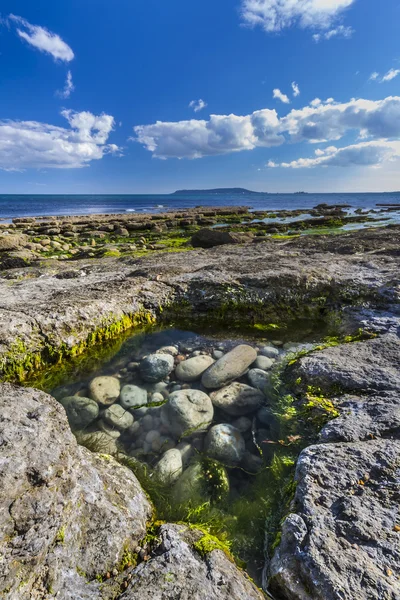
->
171, 187, 267, 196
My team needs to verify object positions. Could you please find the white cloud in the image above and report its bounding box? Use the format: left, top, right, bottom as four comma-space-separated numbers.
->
189, 99, 207, 113
312, 24, 354, 42
272, 141, 400, 168
381, 68, 400, 82
56, 70, 74, 99
8, 14, 74, 62
273, 88, 290, 104
240, 0, 355, 33
291, 81, 300, 97
0, 110, 119, 170
369, 72, 380, 81
133, 95, 400, 161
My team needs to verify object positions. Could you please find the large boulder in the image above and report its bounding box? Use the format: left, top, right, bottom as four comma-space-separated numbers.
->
191, 228, 254, 248
0, 384, 152, 600
202, 345, 257, 389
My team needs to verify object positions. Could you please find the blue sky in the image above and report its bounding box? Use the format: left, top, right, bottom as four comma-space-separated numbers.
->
1, 0, 400, 193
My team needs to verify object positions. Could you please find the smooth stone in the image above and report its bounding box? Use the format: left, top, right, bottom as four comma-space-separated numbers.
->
205, 424, 245, 466
89, 376, 120, 406
59, 396, 99, 429
211, 382, 264, 416
166, 389, 214, 437
157, 345, 179, 356
175, 355, 215, 383
97, 420, 122, 439
155, 449, 183, 484
141, 415, 154, 431
140, 353, 174, 383
259, 345, 280, 358
241, 450, 264, 473
151, 392, 164, 403
201, 345, 257, 389
257, 406, 274, 425
232, 416, 252, 433
247, 368, 270, 392
145, 429, 161, 444
127, 421, 141, 436
212, 349, 224, 360
75, 429, 119, 455
173, 462, 204, 503
176, 441, 195, 467
120, 384, 148, 409
143, 381, 169, 396
103, 403, 134, 431
254, 355, 274, 371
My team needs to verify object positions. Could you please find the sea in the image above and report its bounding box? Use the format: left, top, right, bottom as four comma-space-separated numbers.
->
0, 191, 400, 221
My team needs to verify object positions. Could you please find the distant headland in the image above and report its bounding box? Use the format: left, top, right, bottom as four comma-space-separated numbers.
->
171, 187, 267, 196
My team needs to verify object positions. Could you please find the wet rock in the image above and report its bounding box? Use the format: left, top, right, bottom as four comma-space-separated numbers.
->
0, 384, 152, 599
77, 428, 120, 452
58, 395, 99, 429
211, 382, 264, 416
155, 449, 183, 484
241, 450, 264, 473
140, 353, 174, 383
165, 389, 214, 437
205, 424, 245, 466
176, 441, 195, 467
98, 419, 122, 438
202, 344, 257, 389
212, 349, 224, 360
232, 416, 252, 433
103, 403, 134, 430
175, 355, 215, 382
173, 462, 204, 503
247, 368, 270, 392
191, 228, 253, 248
89, 376, 121, 406
259, 345, 279, 359
157, 345, 179, 356
120, 523, 265, 600
120, 384, 148, 409
253, 355, 274, 370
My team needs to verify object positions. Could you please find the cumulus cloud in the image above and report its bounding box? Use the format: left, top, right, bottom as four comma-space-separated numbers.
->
8, 14, 74, 62
312, 24, 354, 42
56, 70, 75, 99
369, 71, 380, 81
189, 99, 207, 113
0, 110, 119, 170
381, 68, 400, 82
291, 82, 300, 97
240, 0, 355, 33
271, 141, 400, 168
133, 95, 400, 161
273, 88, 290, 104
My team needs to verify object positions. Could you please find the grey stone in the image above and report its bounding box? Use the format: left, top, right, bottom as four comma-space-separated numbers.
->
155, 449, 183, 484
241, 450, 264, 473
0, 383, 152, 600
89, 376, 120, 406
120, 384, 148, 409
202, 344, 257, 389
157, 345, 179, 356
58, 395, 99, 429
254, 355, 274, 370
211, 382, 264, 416
97, 419, 122, 438
205, 424, 245, 466
247, 368, 270, 392
176, 441, 195, 467
140, 353, 174, 382
175, 355, 215, 382
103, 403, 134, 430
213, 349, 224, 360
259, 345, 279, 358
191, 228, 254, 248
166, 389, 214, 437
232, 416, 252, 433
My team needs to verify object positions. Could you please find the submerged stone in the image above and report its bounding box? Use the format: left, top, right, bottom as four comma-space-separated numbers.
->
202, 344, 257, 389
59, 395, 99, 430
165, 389, 214, 438
211, 382, 264, 416
175, 355, 215, 382
89, 376, 120, 406
155, 448, 183, 484
259, 345, 280, 359
103, 403, 134, 430
120, 384, 148, 409
205, 424, 245, 466
253, 355, 274, 370
247, 368, 270, 392
140, 353, 174, 382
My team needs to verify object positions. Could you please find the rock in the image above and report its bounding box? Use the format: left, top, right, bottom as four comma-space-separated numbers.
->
247, 368, 270, 392
0, 233, 28, 251
165, 389, 214, 437
140, 353, 174, 383
259, 345, 280, 358
89, 376, 120, 405
151, 392, 165, 403
232, 416, 252, 433
173, 462, 204, 503
213, 349, 224, 360
157, 345, 179, 356
0, 383, 152, 599
253, 355, 274, 370
191, 228, 254, 248
120, 523, 265, 600
120, 384, 148, 409
103, 403, 134, 430
175, 355, 215, 382
269, 438, 400, 600
155, 449, 183, 484
211, 382, 264, 416
97, 419, 122, 438
176, 441, 195, 467
241, 450, 264, 473
205, 424, 245, 466
202, 345, 257, 389
58, 395, 99, 429
76, 428, 120, 452
294, 334, 400, 393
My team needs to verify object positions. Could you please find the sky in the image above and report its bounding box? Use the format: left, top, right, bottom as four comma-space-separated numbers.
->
1, 0, 400, 194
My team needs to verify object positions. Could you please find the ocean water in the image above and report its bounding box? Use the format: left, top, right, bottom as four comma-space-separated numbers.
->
1, 191, 400, 220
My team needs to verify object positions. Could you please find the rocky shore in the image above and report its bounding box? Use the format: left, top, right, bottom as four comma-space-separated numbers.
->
0, 218, 399, 599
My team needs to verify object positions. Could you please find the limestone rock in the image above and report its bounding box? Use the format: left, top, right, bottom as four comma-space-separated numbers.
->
191, 228, 254, 248
202, 345, 257, 389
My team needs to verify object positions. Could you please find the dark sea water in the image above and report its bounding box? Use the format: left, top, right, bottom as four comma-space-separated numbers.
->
1, 192, 400, 220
